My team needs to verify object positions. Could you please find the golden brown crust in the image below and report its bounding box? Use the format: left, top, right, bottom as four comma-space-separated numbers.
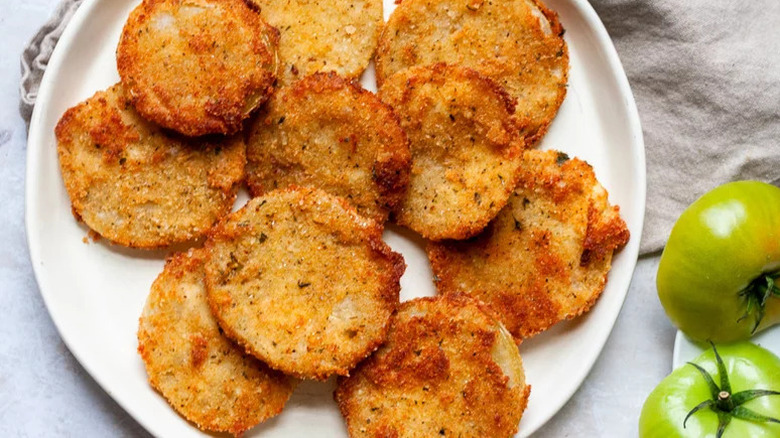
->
55, 83, 245, 249
376, 0, 569, 145
246, 72, 411, 223
428, 149, 630, 340
204, 187, 405, 380
138, 249, 294, 435
247, 0, 382, 86
335, 295, 530, 438
378, 63, 525, 240
116, 0, 279, 136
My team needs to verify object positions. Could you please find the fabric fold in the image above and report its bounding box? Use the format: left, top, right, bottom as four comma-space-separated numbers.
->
19, 0, 83, 126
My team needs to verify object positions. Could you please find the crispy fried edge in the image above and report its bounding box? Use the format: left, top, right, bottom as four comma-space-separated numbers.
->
380, 63, 519, 121
204, 186, 405, 380
522, 0, 569, 145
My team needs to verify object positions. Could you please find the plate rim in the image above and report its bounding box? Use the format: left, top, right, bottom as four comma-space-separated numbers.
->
24, 0, 646, 435
673, 329, 780, 370
511, 0, 646, 432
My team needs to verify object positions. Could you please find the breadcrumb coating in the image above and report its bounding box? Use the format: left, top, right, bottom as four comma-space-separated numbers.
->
205, 187, 405, 380
138, 249, 294, 435
379, 63, 525, 240
117, 0, 279, 136
376, 0, 569, 144
55, 83, 245, 249
247, 72, 410, 223
248, 0, 382, 86
336, 294, 530, 438
428, 149, 630, 340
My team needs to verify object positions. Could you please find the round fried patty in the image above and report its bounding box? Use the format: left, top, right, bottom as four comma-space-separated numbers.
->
204, 187, 405, 380
117, 0, 279, 136
376, 0, 568, 144
138, 249, 294, 435
55, 83, 245, 249
247, 72, 410, 223
378, 64, 525, 240
335, 294, 530, 438
248, 0, 382, 86
428, 149, 630, 340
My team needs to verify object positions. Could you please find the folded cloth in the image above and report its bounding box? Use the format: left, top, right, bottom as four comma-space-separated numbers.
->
19, 0, 83, 126
591, 0, 780, 254
20, 0, 780, 255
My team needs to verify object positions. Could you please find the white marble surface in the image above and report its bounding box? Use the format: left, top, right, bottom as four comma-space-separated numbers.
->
0, 1, 674, 436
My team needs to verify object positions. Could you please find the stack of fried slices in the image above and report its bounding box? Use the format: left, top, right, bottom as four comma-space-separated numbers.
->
54, 0, 629, 436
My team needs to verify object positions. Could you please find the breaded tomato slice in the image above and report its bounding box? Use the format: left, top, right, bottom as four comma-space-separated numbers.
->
428, 149, 630, 340
117, 0, 279, 136
335, 294, 530, 438
376, 0, 568, 145
246, 72, 410, 223
55, 83, 245, 249
204, 187, 405, 380
138, 249, 294, 435
379, 64, 525, 240
247, 0, 382, 86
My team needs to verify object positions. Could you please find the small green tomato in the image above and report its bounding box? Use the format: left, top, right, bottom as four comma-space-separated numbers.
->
639, 342, 780, 438
657, 181, 780, 342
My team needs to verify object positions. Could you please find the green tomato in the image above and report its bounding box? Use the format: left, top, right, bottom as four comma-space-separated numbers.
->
657, 181, 780, 342
639, 342, 780, 438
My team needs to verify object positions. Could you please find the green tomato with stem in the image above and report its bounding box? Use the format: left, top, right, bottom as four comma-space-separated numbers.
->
657, 181, 780, 342
639, 342, 780, 437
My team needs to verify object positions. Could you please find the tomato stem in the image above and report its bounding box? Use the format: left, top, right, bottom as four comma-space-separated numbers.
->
738, 271, 780, 333
684, 343, 780, 437
716, 391, 734, 411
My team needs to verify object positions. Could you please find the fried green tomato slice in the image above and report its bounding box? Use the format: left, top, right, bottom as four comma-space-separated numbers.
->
428, 149, 630, 340
376, 0, 568, 145
204, 187, 405, 380
116, 0, 279, 136
138, 249, 294, 435
246, 72, 410, 223
247, 0, 382, 86
335, 294, 530, 438
55, 83, 245, 249
378, 64, 525, 241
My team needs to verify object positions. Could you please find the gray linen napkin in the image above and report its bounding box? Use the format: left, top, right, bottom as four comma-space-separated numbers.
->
19, 0, 83, 125
590, 0, 780, 254
20, 0, 780, 255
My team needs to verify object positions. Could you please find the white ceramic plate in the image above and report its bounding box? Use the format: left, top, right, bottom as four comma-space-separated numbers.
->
673, 328, 780, 369
26, 0, 645, 436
